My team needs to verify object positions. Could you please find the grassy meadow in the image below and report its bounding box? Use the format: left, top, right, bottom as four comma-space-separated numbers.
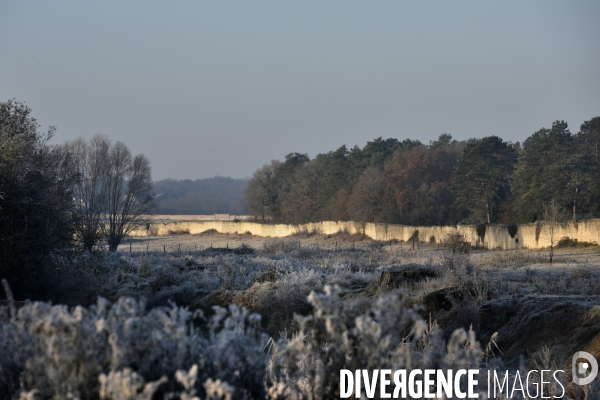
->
3, 229, 600, 399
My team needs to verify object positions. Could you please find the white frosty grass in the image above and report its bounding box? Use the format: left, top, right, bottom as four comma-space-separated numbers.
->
3, 238, 600, 398
1, 285, 516, 399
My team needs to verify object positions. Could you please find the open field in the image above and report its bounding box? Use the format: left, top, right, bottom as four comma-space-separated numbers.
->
4, 230, 600, 398
119, 229, 600, 269
117, 232, 600, 359
119, 229, 433, 252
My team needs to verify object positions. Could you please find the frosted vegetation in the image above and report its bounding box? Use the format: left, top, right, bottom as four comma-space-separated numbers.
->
3, 96, 600, 399
2, 234, 600, 398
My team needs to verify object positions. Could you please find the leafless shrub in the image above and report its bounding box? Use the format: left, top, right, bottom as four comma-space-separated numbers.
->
219, 261, 241, 290
443, 252, 472, 286
437, 250, 489, 335
262, 239, 301, 254
445, 232, 471, 254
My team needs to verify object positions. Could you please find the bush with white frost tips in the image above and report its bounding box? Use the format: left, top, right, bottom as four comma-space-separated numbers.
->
0, 296, 269, 399
1, 284, 498, 399
267, 285, 484, 399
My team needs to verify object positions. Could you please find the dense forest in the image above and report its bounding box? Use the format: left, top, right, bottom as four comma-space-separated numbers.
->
154, 177, 248, 215
245, 116, 600, 225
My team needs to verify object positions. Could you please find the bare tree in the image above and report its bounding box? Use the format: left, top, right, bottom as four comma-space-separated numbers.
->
106, 143, 155, 251
67, 137, 155, 251
542, 199, 565, 263
69, 135, 110, 250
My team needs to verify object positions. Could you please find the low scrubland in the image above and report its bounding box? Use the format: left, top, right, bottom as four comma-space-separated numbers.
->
2, 232, 600, 399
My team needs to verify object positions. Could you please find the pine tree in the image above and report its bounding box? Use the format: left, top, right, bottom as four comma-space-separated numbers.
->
452, 136, 517, 223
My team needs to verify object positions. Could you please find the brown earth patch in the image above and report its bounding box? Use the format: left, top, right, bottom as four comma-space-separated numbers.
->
479, 295, 600, 366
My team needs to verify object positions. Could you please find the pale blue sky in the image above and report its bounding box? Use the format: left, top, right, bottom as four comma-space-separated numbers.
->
1, 1, 599, 179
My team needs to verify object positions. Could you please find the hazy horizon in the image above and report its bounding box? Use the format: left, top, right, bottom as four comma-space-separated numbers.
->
2, 1, 599, 180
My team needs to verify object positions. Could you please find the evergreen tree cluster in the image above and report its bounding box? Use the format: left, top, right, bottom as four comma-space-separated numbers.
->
245, 116, 600, 225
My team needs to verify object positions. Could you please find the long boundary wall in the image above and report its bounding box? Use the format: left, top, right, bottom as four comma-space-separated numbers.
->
129, 219, 600, 250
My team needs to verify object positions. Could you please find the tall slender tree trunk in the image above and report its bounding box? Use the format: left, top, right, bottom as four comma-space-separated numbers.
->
573, 187, 578, 222
486, 200, 491, 224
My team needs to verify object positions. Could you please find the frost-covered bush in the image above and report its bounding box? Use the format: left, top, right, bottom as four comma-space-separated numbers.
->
7, 234, 600, 399
0, 282, 502, 399
268, 285, 485, 399
47, 245, 453, 310
0, 296, 268, 399
445, 232, 471, 254
234, 281, 314, 337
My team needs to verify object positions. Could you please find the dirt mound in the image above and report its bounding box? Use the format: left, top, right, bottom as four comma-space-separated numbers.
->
479, 295, 600, 366
198, 228, 219, 236
424, 283, 488, 314
379, 264, 441, 290
325, 230, 371, 243
167, 229, 190, 235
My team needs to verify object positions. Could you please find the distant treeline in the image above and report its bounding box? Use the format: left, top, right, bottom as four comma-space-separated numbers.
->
245, 116, 600, 225
154, 177, 248, 215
